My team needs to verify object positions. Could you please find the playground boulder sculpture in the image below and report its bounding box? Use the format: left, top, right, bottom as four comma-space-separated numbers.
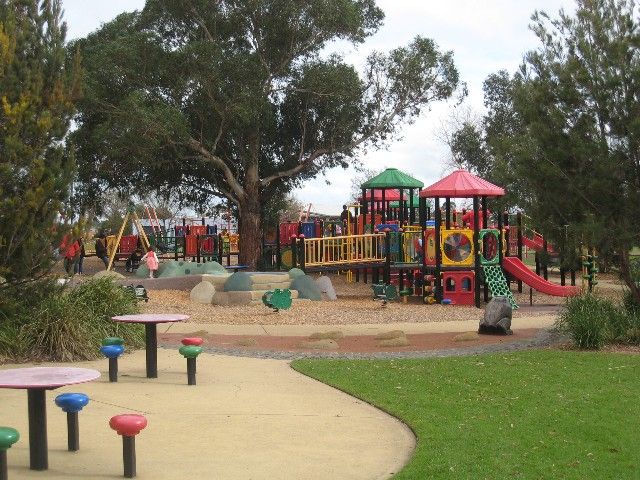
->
479, 296, 513, 335
190, 281, 216, 304
291, 275, 322, 301
315, 275, 337, 301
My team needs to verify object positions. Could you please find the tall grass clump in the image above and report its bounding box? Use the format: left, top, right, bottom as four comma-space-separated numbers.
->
0, 278, 144, 362
556, 294, 615, 349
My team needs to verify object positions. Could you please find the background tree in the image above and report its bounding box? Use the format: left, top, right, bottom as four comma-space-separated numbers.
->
71, 0, 462, 268
474, 0, 640, 299
0, 0, 80, 284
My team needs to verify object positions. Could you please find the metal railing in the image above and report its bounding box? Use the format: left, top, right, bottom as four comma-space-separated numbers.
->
302, 233, 386, 267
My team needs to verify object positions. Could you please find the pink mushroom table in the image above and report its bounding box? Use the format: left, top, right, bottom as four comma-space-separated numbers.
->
0, 367, 100, 471
111, 314, 189, 378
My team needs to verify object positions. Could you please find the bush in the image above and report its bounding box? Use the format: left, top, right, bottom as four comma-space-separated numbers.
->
556, 294, 615, 349
0, 278, 144, 362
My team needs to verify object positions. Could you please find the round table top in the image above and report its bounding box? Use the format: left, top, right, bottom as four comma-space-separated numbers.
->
112, 313, 189, 324
0, 367, 100, 389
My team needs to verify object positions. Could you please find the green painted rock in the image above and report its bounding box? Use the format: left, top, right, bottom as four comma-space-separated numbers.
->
224, 272, 253, 292
288, 268, 305, 279
202, 261, 226, 274
0, 427, 19, 450
179, 345, 203, 359
135, 264, 150, 278
102, 337, 124, 346
291, 275, 322, 301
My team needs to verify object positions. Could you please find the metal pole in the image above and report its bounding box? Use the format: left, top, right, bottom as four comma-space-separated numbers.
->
473, 197, 481, 308
67, 412, 79, 451
434, 197, 442, 302
187, 358, 197, 386
27, 389, 47, 470
108, 357, 118, 383
145, 324, 158, 379
123, 436, 136, 478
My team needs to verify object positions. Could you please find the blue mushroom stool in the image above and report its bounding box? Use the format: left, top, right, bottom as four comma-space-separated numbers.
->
100, 344, 125, 382
54, 393, 89, 452
0, 427, 19, 480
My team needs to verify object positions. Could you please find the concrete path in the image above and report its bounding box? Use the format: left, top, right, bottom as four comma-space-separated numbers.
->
160, 314, 557, 337
0, 350, 414, 479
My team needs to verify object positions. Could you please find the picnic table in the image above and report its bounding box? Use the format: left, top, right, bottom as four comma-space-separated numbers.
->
111, 314, 189, 378
0, 367, 100, 470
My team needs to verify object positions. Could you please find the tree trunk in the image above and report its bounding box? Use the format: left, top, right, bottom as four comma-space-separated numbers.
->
238, 184, 262, 270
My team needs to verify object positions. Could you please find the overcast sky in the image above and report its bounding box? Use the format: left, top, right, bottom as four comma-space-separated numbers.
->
61, 0, 576, 214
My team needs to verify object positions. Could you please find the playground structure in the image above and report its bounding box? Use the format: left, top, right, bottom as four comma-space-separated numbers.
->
105, 216, 240, 270
269, 168, 584, 308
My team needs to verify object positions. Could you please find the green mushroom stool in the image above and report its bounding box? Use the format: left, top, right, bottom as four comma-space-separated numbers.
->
179, 342, 203, 386
0, 427, 19, 480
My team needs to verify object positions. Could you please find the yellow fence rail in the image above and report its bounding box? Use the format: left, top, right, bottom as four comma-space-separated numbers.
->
303, 233, 386, 267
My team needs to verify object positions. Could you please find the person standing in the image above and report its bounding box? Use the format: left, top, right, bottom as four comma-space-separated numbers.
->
62, 237, 80, 275
140, 247, 159, 278
74, 238, 86, 275
95, 234, 109, 268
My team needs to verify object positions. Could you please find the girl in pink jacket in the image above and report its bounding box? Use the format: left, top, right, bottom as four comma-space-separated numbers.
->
140, 247, 159, 278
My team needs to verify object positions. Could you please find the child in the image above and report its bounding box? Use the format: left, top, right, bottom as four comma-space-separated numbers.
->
125, 248, 144, 273
140, 247, 159, 278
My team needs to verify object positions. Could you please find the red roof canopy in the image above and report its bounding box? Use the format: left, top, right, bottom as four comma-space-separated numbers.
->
420, 169, 505, 198
358, 189, 406, 201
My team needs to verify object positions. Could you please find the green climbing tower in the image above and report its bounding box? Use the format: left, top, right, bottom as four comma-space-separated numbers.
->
482, 265, 518, 309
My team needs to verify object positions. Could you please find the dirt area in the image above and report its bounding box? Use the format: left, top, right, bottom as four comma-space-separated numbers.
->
158, 328, 543, 354
70, 257, 627, 326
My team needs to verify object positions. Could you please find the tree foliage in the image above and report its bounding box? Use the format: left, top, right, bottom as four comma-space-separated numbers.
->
71, 0, 462, 267
0, 0, 79, 284
454, 0, 640, 298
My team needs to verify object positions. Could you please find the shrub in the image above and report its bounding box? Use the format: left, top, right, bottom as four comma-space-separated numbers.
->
0, 278, 144, 362
556, 294, 614, 349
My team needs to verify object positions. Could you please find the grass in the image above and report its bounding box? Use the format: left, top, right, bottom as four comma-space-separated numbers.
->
292, 350, 640, 479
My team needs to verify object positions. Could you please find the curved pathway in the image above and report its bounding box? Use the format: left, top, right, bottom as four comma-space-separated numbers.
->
0, 350, 414, 479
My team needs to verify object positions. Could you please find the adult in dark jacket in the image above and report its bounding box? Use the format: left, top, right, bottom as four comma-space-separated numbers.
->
95, 235, 109, 268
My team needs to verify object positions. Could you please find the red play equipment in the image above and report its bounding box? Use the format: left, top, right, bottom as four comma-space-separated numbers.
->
503, 257, 580, 296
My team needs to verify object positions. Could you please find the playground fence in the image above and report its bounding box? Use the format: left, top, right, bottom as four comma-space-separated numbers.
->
302, 233, 386, 267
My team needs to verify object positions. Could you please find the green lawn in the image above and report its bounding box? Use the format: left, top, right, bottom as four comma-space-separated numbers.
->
292, 350, 640, 479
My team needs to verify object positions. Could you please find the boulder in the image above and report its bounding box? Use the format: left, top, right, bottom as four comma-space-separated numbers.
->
202, 261, 226, 274
479, 296, 513, 335
223, 272, 253, 292
135, 264, 150, 278
291, 275, 322, 301
299, 339, 339, 350
190, 281, 216, 304
374, 330, 405, 340
315, 275, 337, 301
288, 268, 306, 279
309, 330, 344, 340
377, 336, 410, 347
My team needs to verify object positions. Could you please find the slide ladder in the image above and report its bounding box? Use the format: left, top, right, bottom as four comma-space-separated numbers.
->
482, 265, 518, 309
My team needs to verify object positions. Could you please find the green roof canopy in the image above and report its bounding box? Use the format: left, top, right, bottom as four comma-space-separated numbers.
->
389, 195, 419, 208
361, 168, 424, 189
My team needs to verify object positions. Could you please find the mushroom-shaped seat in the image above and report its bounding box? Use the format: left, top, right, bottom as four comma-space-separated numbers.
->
102, 337, 124, 346
0, 427, 19, 451
181, 337, 203, 346
109, 415, 148, 437
100, 344, 124, 359
55, 393, 89, 413
179, 345, 203, 359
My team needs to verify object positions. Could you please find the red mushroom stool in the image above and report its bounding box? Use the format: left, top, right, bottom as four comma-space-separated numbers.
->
54, 393, 89, 451
109, 414, 147, 478
179, 338, 203, 385
0, 427, 19, 480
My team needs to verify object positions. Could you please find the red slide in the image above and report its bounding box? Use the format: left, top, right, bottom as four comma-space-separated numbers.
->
503, 257, 581, 297
522, 234, 556, 253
